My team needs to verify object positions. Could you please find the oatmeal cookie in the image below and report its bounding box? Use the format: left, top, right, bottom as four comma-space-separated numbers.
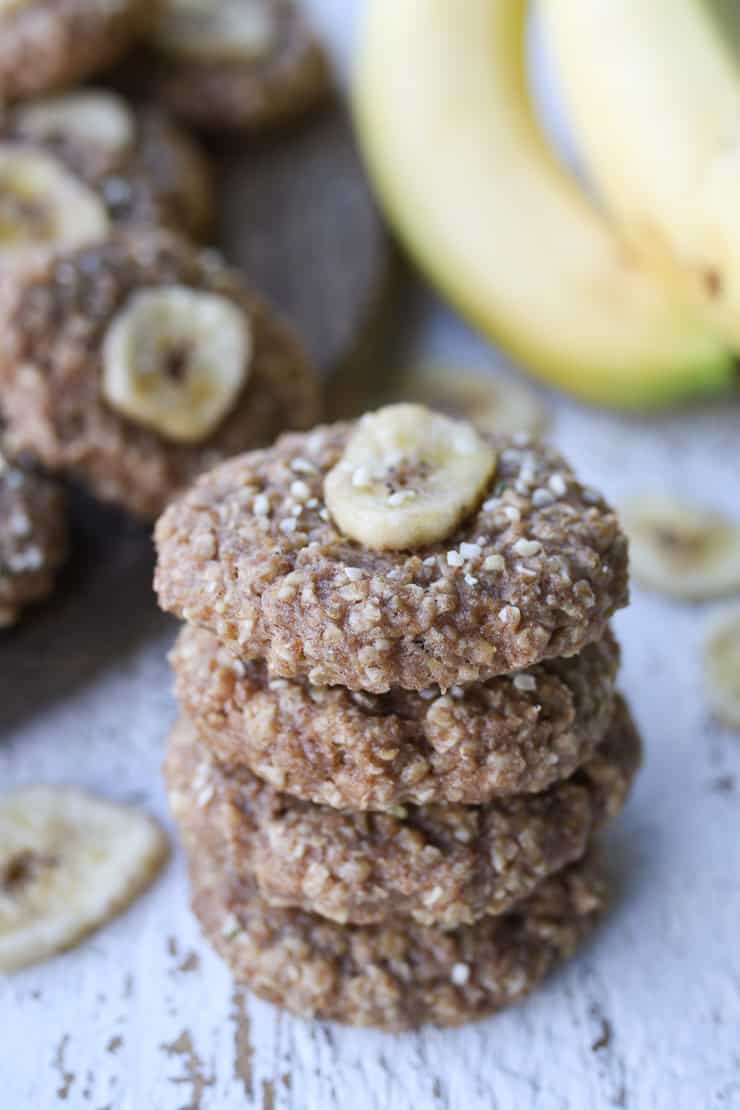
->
174, 780, 606, 1029
125, 0, 330, 133
0, 231, 320, 519
172, 626, 620, 808
1, 91, 213, 240
0, 0, 155, 103
0, 452, 66, 626
155, 417, 628, 691
165, 697, 638, 928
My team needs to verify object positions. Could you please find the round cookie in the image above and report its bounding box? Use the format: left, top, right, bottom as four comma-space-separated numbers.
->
155, 416, 629, 691
1, 90, 213, 240
172, 626, 620, 809
0, 0, 155, 103
0, 231, 320, 519
0, 452, 67, 627
125, 0, 330, 132
171, 769, 606, 1030
165, 698, 638, 928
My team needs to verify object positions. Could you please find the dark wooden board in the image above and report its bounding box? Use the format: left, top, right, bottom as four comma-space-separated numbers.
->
212, 100, 397, 414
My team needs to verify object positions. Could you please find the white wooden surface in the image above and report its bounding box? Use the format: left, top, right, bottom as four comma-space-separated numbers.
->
2, 5, 740, 1108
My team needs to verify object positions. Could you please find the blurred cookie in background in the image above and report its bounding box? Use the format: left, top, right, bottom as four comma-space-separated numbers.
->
0, 451, 67, 627
0, 91, 213, 267
0, 0, 156, 103
121, 0, 331, 132
0, 230, 320, 519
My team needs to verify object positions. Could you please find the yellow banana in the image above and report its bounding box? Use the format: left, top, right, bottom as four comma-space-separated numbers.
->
353, 0, 735, 407
542, 0, 740, 349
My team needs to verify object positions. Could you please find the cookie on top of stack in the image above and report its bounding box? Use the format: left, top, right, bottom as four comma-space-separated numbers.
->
156, 403, 640, 1030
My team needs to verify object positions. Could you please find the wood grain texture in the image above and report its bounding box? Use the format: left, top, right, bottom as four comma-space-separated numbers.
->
213, 102, 392, 391
1, 4, 739, 1109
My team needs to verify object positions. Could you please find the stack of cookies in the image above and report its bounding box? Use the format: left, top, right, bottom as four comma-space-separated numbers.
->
156, 403, 641, 1030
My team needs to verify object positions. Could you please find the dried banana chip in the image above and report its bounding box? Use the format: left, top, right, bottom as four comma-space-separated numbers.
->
703, 605, 740, 730
396, 365, 548, 438
101, 284, 251, 443
0, 786, 168, 972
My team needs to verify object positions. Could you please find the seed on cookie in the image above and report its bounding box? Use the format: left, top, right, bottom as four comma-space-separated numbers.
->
622, 495, 740, 599
102, 285, 252, 443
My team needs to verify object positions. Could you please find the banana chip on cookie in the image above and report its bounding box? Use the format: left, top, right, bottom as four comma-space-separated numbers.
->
0, 231, 320, 519
1, 90, 213, 243
0, 144, 109, 267
324, 404, 498, 551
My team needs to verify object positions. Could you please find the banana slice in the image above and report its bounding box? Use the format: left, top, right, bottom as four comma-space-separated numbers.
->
324, 403, 497, 550
396, 365, 548, 438
0, 145, 109, 263
15, 91, 135, 159
150, 0, 276, 63
622, 495, 740, 600
101, 285, 251, 444
703, 605, 740, 730
0, 786, 168, 972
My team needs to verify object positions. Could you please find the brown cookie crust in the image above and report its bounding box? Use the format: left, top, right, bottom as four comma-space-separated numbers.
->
1, 98, 213, 239
0, 452, 67, 626
0, 0, 155, 103
172, 626, 620, 808
0, 231, 320, 519
155, 424, 629, 691
165, 698, 638, 929
127, 0, 330, 132
173, 775, 606, 1030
